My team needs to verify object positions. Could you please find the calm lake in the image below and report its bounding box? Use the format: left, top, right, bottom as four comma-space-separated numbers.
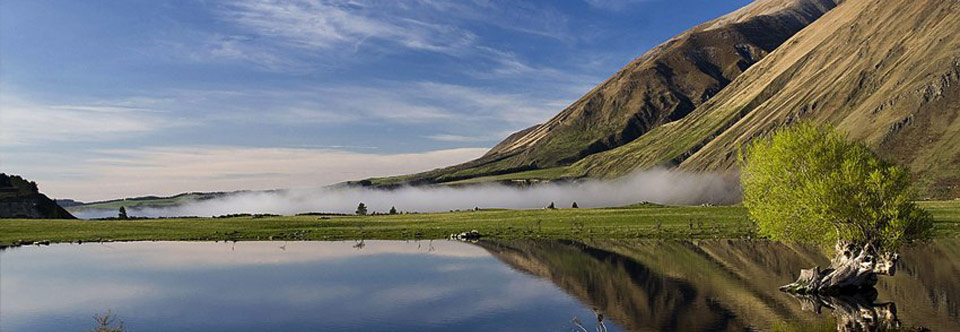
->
1, 240, 958, 331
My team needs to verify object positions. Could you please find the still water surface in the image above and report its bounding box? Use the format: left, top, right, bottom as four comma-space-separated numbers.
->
1, 239, 958, 331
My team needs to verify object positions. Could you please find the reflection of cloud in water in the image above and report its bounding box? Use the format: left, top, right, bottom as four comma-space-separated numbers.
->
365, 275, 571, 327
375, 284, 461, 305
16, 241, 490, 270
433, 262, 478, 273
1, 240, 607, 331
0, 276, 158, 318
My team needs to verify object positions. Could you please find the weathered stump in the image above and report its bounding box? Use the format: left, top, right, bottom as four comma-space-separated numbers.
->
780, 241, 898, 295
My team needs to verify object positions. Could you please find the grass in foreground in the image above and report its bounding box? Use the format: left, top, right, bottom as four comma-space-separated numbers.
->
2, 201, 958, 246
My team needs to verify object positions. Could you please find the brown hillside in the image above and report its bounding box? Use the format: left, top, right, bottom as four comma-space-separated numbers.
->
572, 0, 960, 198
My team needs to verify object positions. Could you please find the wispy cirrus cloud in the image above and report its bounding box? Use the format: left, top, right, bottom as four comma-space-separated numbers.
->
178, 0, 578, 76
165, 34, 307, 72
217, 0, 571, 53
0, 93, 181, 147
219, 0, 477, 55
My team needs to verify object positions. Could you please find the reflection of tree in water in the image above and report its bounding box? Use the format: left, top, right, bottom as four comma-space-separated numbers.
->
352, 239, 365, 250
787, 291, 905, 332
572, 307, 608, 332
477, 239, 959, 332
87, 310, 126, 332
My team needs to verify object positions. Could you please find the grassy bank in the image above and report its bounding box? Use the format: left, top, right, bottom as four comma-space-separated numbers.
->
2, 201, 959, 246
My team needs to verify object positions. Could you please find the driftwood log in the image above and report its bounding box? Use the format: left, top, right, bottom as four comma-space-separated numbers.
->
781, 241, 898, 295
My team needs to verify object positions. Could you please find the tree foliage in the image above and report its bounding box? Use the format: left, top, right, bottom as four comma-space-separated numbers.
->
738, 123, 932, 252
356, 202, 368, 216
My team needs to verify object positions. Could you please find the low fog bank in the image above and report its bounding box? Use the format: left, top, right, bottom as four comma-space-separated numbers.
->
73, 169, 741, 219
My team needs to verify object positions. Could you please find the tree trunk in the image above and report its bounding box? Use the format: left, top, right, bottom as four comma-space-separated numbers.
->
780, 241, 899, 295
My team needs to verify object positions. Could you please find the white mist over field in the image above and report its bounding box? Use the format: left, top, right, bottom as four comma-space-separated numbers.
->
75, 169, 741, 219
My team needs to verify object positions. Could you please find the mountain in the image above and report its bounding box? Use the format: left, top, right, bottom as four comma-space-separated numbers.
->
481, 0, 840, 167
0, 173, 75, 219
567, 0, 960, 199
364, 0, 960, 198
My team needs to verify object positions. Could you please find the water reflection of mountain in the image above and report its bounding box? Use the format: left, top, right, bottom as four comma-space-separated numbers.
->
476, 240, 960, 332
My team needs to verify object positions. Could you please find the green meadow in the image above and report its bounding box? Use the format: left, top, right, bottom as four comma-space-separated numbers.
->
2, 201, 959, 246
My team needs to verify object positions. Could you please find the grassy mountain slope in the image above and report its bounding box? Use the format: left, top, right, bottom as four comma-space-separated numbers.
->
361, 0, 840, 187
568, 0, 960, 198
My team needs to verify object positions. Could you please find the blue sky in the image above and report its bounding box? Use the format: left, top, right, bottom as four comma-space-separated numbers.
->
0, 0, 751, 200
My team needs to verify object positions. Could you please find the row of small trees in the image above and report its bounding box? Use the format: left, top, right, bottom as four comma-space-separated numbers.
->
355, 203, 401, 216
546, 202, 578, 209
355, 201, 581, 215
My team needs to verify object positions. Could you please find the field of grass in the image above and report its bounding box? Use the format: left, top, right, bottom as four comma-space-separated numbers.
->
2, 201, 959, 246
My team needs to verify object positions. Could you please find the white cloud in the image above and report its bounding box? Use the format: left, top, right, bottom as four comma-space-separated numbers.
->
0, 94, 178, 147
219, 0, 478, 56
22, 146, 487, 201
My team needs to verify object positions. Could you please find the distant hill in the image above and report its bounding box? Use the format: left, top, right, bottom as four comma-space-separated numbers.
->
0, 173, 75, 219
53, 199, 85, 208
65, 190, 286, 217
359, 0, 960, 199
66, 191, 237, 214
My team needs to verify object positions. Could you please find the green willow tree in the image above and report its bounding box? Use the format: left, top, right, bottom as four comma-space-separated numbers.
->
739, 123, 932, 294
